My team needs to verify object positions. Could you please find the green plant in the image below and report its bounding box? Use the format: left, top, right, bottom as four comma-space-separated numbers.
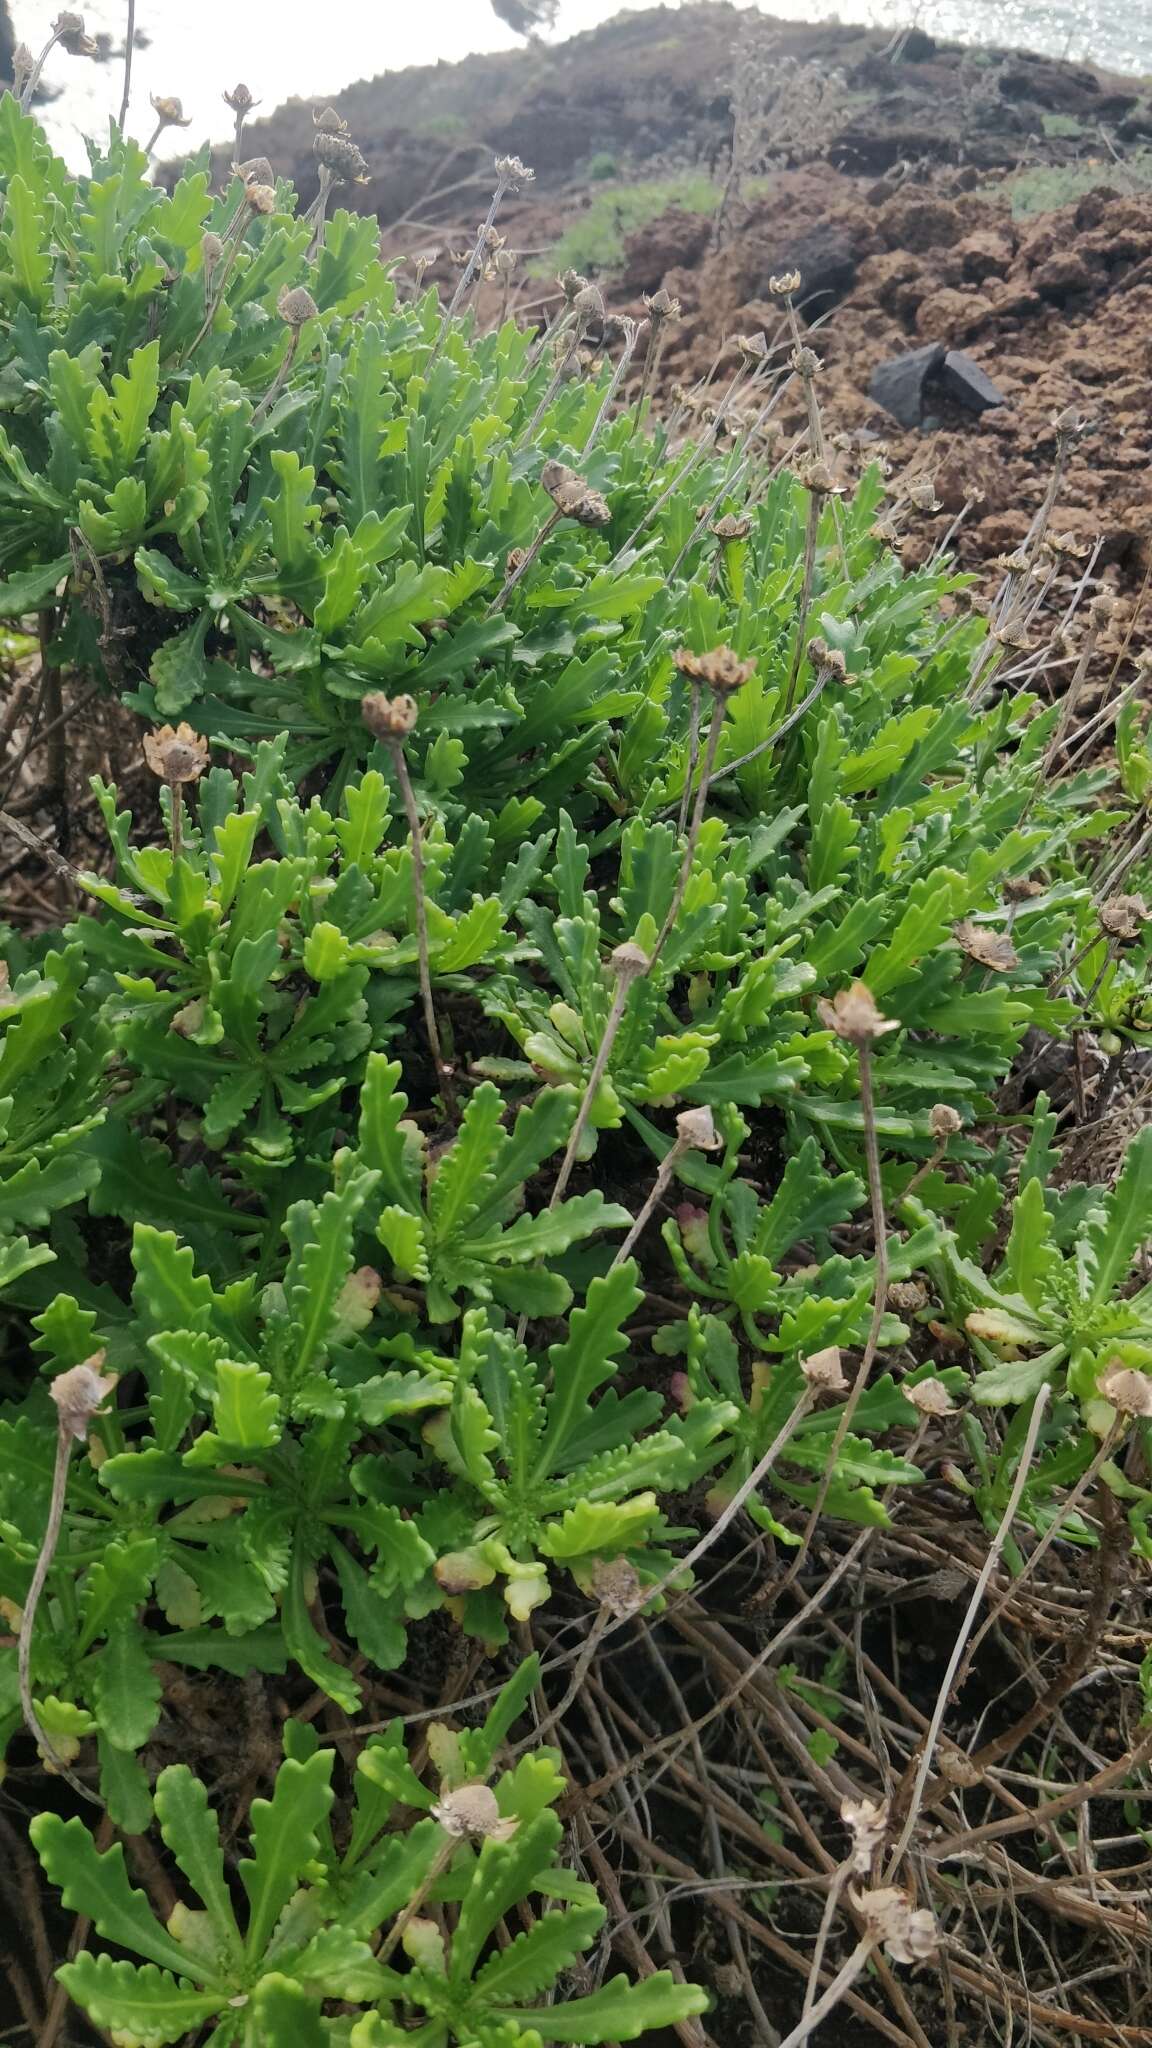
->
546, 174, 722, 275
32, 1659, 707, 2046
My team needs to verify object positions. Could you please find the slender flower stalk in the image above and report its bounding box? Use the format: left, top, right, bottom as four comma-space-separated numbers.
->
611, 1107, 722, 1268
549, 941, 651, 1211
633, 287, 680, 432
522, 283, 602, 441
142, 721, 208, 862
427, 155, 533, 371
251, 284, 317, 427
487, 461, 610, 616
361, 695, 457, 1119
118, 0, 135, 131
19, 12, 98, 113
224, 81, 258, 165
584, 316, 640, 455
655, 647, 754, 963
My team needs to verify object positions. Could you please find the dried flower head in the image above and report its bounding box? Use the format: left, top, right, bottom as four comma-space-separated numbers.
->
610, 940, 651, 981
432, 1782, 518, 1842
494, 153, 534, 190
1100, 893, 1151, 941
672, 645, 754, 697
799, 456, 839, 497
540, 459, 610, 528
361, 692, 418, 741
676, 1106, 722, 1152
817, 981, 899, 1046
1089, 589, 1117, 627
557, 267, 588, 302
235, 155, 274, 187
806, 635, 847, 678
277, 284, 318, 327
801, 1345, 847, 1395
902, 1378, 956, 1417
12, 44, 34, 95
790, 345, 820, 380
953, 919, 1019, 972
1098, 1364, 1152, 1419
53, 12, 97, 57
904, 476, 940, 512
573, 282, 604, 327
591, 1557, 642, 1618
735, 331, 769, 364
247, 183, 277, 216
1003, 875, 1043, 902
50, 1355, 115, 1441
149, 94, 191, 128
224, 82, 258, 115
888, 1280, 927, 1313
143, 723, 209, 785
710, 513, 752, 542
854, 1885, 938, 1966
1052, 404, 1087, 437
929, 1103, 963, 1139
200, 230, 224, 269
314, 131, 368, 181
842, 1794, 888, 1873
643, 286, 681, 322
1046, 529, 1091, 560
769, 269, 802, 296
313, 105, 348, 134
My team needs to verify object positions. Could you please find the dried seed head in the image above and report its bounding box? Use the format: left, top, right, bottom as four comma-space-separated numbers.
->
801, 1345, 847, 1395
675, 1106, 722, 1152
842, 1794, 888, 1873
312, 105, 348, 134
557, 267, 589, 302
929, 1103, 963, 1139
53, 12, 98, 57
806, 635, 847, 678
854, 1885, 938, 1965
224, 82, 258, 114
790, 344, 820, 379
904, 475, 940, 512
953, 919, 1019, 972
1098, 1363, 1152, 1418
769, 269, 802, 296
591, 1557, 642, 1618
432, 1782, 518, 1841
494, 153, 534, 190
504, 545, 527, 576
817, 981, 899, 1046
710, 513, 751, 542
1100, 893, 1151, 941
50, 1355, 115, 1441
361, 692, 418, 741
1046, 529, 1090, 560
143, 722, 209, 784
1052, 404, 1087, 438
610, 940, 652, 982
937, 1746, 983, 1786
149, 94, 191, 128
235, 155, 274, 187
247, 183, 277, 216
277, 284, 318, 327
673, 645, 755, 696
799, 456, 839, 497
492, 247, 517, 279
201, 230, 224, 268
888, 1280, 927, 1312
314, 131, 368, 181
573, 282, 604, 326
1003, 875, 1043, 902
643, 286, 681, 322
735, 331, 769, 365
1089, 589, 1117, 628
903, 1378, 956, 1417
540, 460, 610, 528
12, 44, 34, 94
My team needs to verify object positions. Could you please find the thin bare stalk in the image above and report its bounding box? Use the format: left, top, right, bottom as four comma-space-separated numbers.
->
549, 947, 649, 1210
584, 318, 639, 455
486, 507, 560, 616
777, 1936, 876, 2048
633, 307, 669, 432
522, 297, 596, 442
775, 1039, 890, 1601
885, 1382, 1052, 1876
704, 660, 834, 800
250, 329, 300, 427
376, 1839, 455, 1966
427, 161, 524, 372
654, 695, 726, 962
611, 1137, 689, 1269
1043, 605, 1107, 774
677, 680, 701, 835
169, 781, 184, 862
388, 738, 457, 1119
18, 30, 63, 112
20, 1422, 105, 1808
118, 0, 136, 131
782, 490, 822, 717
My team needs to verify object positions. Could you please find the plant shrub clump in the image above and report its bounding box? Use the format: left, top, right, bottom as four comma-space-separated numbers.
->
0, 86, 1151, 2048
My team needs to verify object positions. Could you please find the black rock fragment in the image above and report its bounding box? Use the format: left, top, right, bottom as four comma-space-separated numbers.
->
940, 350, 1006, 414
867, 342, 945, 428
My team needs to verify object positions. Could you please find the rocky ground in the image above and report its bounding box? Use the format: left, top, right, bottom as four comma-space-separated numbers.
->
212, 4, 1152, 693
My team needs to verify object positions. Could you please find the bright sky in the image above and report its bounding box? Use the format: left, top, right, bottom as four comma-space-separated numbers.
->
14, 0, 722, 161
